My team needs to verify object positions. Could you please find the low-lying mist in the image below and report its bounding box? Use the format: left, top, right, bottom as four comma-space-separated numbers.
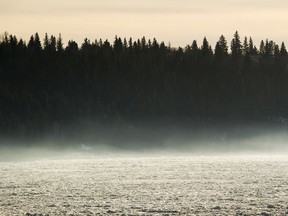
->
1, 121, 288, 161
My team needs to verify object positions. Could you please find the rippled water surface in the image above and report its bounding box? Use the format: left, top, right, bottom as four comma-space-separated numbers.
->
1, 154, 288, 215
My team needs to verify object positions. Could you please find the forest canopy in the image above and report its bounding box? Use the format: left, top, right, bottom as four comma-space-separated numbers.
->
1, 31, 288, 139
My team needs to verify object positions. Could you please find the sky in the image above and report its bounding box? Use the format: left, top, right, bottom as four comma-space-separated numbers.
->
1, 0, 288, 48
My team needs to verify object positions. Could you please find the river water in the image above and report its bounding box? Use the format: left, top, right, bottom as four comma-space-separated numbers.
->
1, 154, 288, 215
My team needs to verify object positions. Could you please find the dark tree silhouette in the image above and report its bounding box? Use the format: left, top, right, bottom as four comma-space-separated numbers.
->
231, 31, 242, 59
280, 42, 288, 56
1, 31, 288, 140
215, 35, 228, 61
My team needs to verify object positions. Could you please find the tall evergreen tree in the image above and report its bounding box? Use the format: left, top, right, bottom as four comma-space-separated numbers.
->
259, 40, 265, 55
231, 31, 242, 59
49, 35, 56, 52
123, 38, 128, 49
243, 36, 249, 55
44, 33, 49, 50
113, 36, 123, 51
264, 39, 274, 57
201, 37, 212, 57
274, 44, 280, 57
152, 38, 159, 49
248, 37, 257, 55
218, 35, 228, 55
34, 33, 42, 51
215, 35, 228, 60
280, 42, 288, 56
141, 36, 147, 49
191, 40, 199, 57
56, 34, 63, 52
27, 33, 42, 54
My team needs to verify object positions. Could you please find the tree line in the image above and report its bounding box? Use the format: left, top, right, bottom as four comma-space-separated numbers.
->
0, 31, 288, 138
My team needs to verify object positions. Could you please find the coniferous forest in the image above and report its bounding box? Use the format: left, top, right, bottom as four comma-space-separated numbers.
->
1, 31, 288, 141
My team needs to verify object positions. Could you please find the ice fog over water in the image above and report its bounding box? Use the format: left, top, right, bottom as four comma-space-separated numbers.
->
1, 123, 288, 215
1, 154, 288, 215
1, 126, 288, 161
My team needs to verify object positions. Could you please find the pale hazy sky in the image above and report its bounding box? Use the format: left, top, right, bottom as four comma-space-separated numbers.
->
1, 0, 288, 47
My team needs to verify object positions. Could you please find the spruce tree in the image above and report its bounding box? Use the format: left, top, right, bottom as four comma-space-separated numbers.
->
56, 33, 63, 52
264, 39, 274, 57
231, 31, 242, 59
44, 33, 49, 50
280, 42, 287, 56
248, 37, 257, 55
215, 35, 228, 60
201, 37, 212, 57
243, 36, 249, 55
191, 40, 199, 57
259, 40, 265, 55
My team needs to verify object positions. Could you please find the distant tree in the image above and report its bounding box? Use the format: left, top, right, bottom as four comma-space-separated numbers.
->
27, 33, 42, 54
50, 35, 57, 52
243, 36, 249, 56
280, 42, 287, 56
34, 33, 42, 50
113, 36, 123, 51
81, 38, 91, 50
214, 42, 221, 58
160, 41, 166, 50
43, 33, 49, 50
7, 35, 18, 53
103, 39, 110, 48
56, 33, 63, 52
218, 35, 228, 55
66, 40, 78, 52
199, 37, 213, 74
0, 31, 9, 43
65, 40, 79, 61
274, 44, 280, 57
191, 40, 199, 57
141, 36, 147, 49
231, 31, 242, 59
200, 37, 212, 57
191, 40, 199, 54
259, 40, 265, 55
128, 37, 133, 53
123, 38, 128, 49
18, 39, 26, 51
147, 39, 152, 48
43, 33, 57, 53
215, 35, 228, 60
99, 38, 103, 47
128, 37, 133, 48
152, 38, 159, 49
187, 40, 199, 67
264, 39, 274, 57
248, 37, 258, 55
27, 35, 35, 50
